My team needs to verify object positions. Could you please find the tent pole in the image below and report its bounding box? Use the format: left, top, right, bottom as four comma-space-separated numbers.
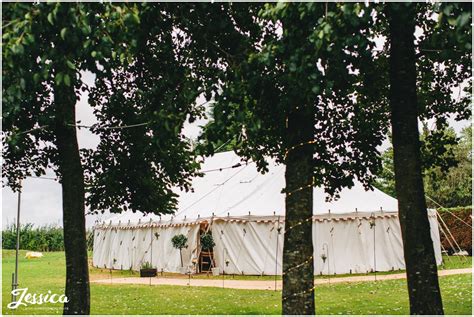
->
274, 216, 280, 291
150, 223, 153, 266
222, 248, 225, 288
372, 212, 377, 282
150, 221, 153, 286
324, 243, 330, 284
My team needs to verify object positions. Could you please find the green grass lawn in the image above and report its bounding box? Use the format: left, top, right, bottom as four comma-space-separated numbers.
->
2, 250, 472, 315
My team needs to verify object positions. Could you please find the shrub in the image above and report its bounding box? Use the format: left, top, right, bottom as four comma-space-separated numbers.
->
2, 223, 64, 251
171, 234, 188, 250
171, 234, 188, 267
141, 261, 153, 269
200, 233, 215, 251
2, 223, 95, 252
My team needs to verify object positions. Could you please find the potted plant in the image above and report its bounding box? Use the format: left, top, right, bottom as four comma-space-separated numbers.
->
200, 233, 215, 251
171, 234, 188, 267
140, 261, 157, 277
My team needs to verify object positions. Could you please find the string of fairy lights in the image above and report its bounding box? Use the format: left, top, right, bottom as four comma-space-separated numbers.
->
279, 139, 331, 300
283, 140, 317, 160
282, 255, 314, 276
283, 216, 314, 233
283, 286, 317, 301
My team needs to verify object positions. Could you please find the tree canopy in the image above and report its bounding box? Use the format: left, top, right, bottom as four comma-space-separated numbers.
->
376, 125, 472, 208
2, 3, 205, 216
200, 3, 388, 197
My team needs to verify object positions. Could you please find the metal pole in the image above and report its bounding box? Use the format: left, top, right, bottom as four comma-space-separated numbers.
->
326, 244, 330, 284
150, 225, 153, 266
222, 248, 225, 288
322, 243, 330, 284
13, 185, 21, 301
11, 273, 15, 304
150, 224, 153, 286
372, 212, 377, 282
274, 216, 280, 291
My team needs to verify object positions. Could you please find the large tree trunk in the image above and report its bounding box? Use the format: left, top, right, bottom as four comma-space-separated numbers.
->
387, 3, 444, 315
54, 75, 90, 315
282, 106, 315, 315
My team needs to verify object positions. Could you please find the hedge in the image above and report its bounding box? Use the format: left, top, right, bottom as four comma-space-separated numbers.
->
437, 207, 472, 255
2, 223, 94, 252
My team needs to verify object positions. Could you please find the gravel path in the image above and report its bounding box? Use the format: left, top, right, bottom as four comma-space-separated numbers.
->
92, 268, 471, 291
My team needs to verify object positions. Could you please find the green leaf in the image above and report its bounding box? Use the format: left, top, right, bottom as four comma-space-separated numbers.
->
33, 73, 41, 83
26, 34, 35, 44
91, 51, 97, 58
311, 85, 320, 94
55, 72, 63, 86
131, 13, 140, 24
323, 24, 332, 34
66, 60, 76, 70
47, 12, 54, 25
82, 25, 92, 35
447, 17, 457, 26
63, 74, 71, 87
60, 28, 67, 40
83, 39, 91, 49
457, 13, 470, 28
13, 44, 24, 55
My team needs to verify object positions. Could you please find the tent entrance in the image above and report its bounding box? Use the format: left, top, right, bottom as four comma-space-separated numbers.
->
197, 224, 216, 273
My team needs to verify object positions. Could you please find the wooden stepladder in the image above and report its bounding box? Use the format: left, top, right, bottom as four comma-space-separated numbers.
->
199, 250, 215, 273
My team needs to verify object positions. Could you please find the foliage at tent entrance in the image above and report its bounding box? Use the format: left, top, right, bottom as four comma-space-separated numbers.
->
200, 233, 215, 251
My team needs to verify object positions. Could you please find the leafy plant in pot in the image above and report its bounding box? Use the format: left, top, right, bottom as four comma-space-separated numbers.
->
200, 233, 215, 252
140, 261, 157, 277
171, 234, 188, 267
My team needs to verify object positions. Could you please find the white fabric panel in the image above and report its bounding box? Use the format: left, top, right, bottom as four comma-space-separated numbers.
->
92, 228, 105, 267
314, 219, 370, 275
151, 225, 200, 273
312, 215, 405, 275
210, 214, 436, 275
115, 229, 133, 270
95, 228, 113, 269
133, 227, 152, 269
107, 228, 122, 269
212, 220, 283, 275
428, 210, 443, 265
92, 225, 200, 272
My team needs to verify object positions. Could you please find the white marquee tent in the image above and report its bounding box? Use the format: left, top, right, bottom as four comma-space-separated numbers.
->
93, 151, 442, 275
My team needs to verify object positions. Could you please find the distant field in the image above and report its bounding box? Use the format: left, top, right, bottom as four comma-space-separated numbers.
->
2, 250, 472, 315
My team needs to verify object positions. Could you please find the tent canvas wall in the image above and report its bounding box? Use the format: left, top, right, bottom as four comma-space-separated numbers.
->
92, 151, 442, 275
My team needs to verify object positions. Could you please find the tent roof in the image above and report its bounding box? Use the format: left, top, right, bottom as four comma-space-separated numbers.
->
103, 151, 398, 226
